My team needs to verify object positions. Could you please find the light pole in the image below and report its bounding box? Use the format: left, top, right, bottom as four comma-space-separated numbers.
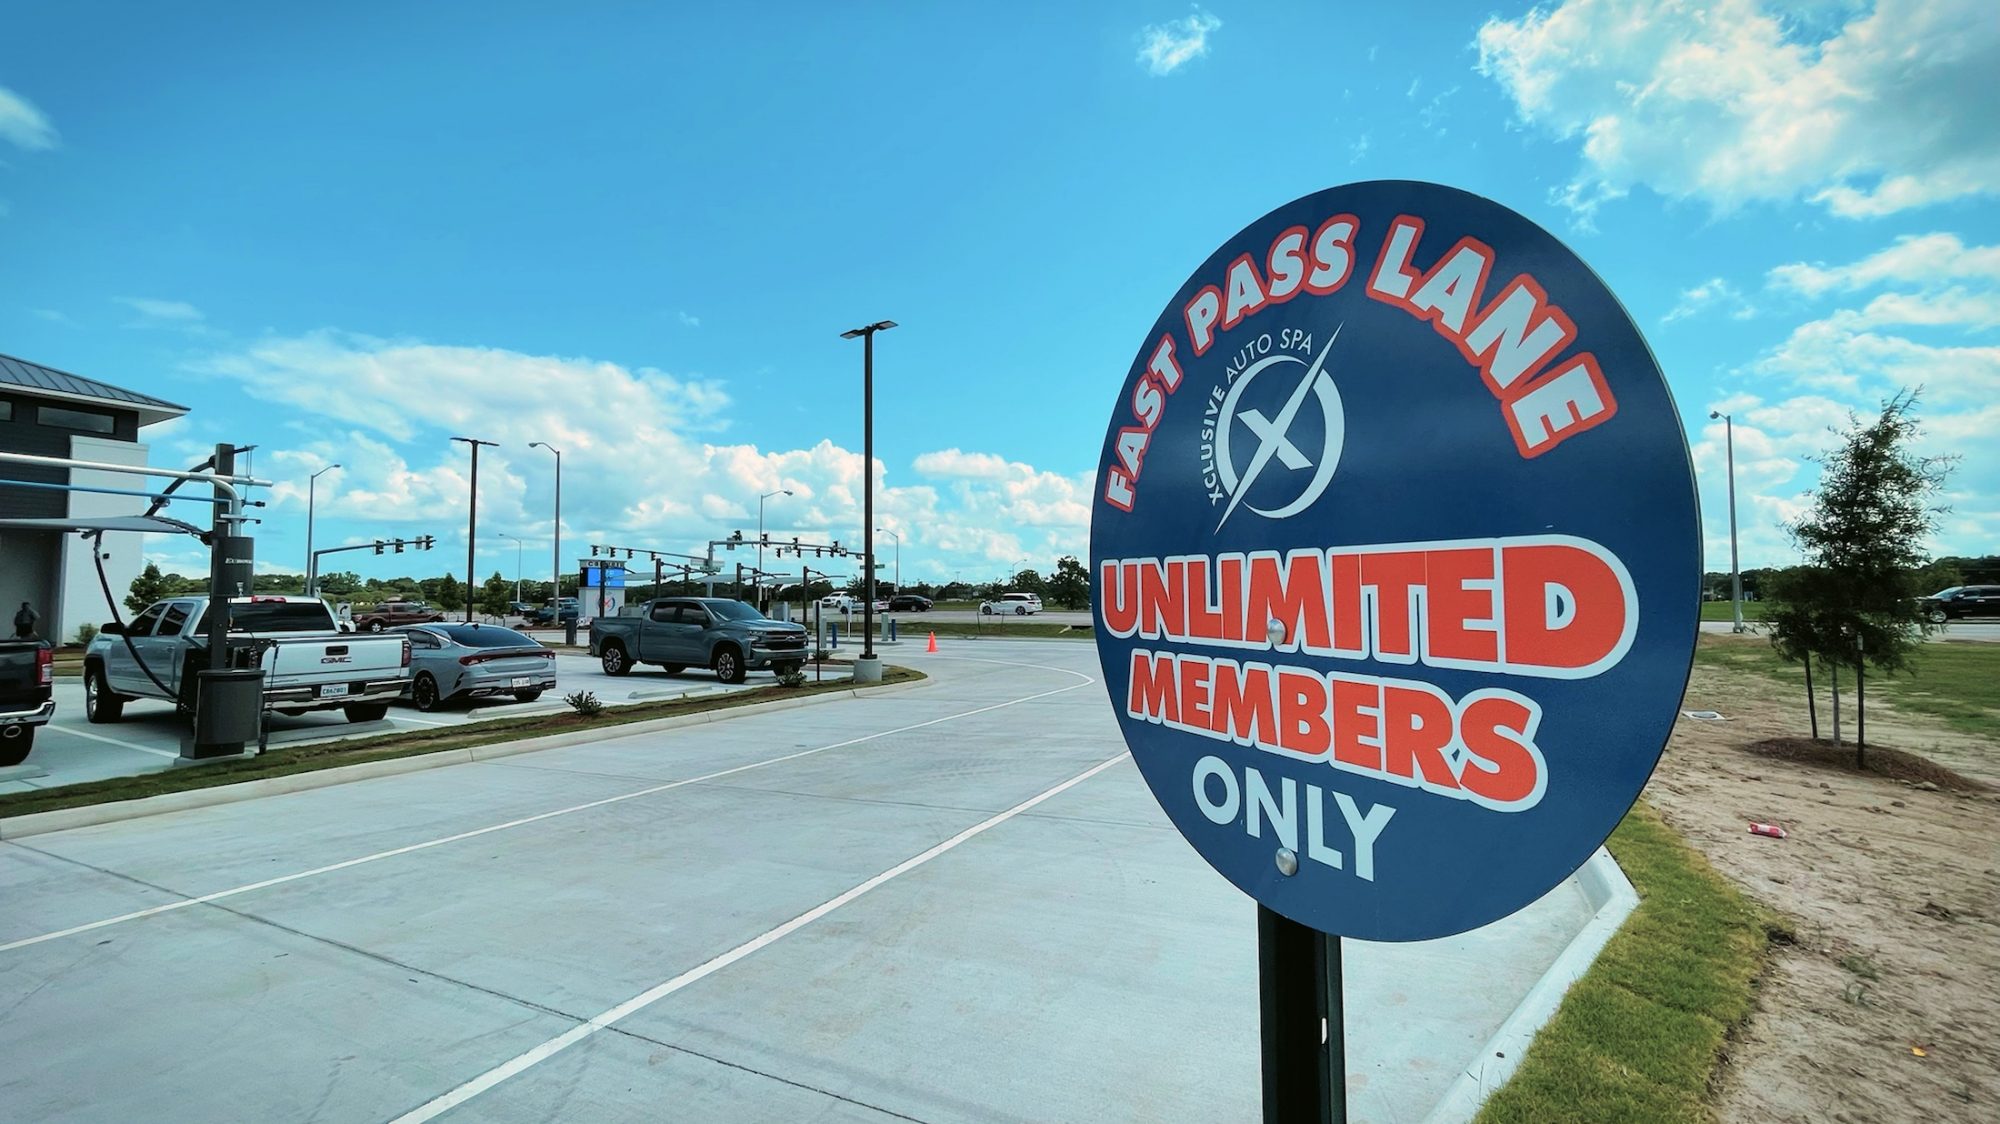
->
877, 527, 900, 592
452, 436, 498, 622
758, 488, 792, 597
529, 442, 561, 603
305, 463, 340, 597
1709, 411, 1744, 634
499, 532, 524, 604
840, 319, 896, 679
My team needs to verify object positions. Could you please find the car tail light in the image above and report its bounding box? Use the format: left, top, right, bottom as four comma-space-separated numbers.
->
35, 646, 53, 686
401, 640, 411, 668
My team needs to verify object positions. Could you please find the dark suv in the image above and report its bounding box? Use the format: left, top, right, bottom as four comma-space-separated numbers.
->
1919, 585, 2000, 623
888, 594, 932, 612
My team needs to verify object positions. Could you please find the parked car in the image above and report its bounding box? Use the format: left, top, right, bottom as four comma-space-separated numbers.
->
887, 594, 933, 612
1919, 585, 2000, 623
84, 595, 410, 724
352, 599, 446, 632
0, 638, 54, 767
980, 592, 1043, 616
819, 593, 858, 612
506, 600, 537, 618
590, 597, 808, 684
527, 598, 581, 626
397, 623, 556, 711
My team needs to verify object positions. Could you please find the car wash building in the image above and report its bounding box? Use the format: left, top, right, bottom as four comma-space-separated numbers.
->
0, 352, 189, 642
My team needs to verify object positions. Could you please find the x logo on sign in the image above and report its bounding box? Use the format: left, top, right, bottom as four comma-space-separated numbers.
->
1237, 409, 1313, 470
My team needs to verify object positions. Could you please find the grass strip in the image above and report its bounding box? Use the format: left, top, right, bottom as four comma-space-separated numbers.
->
1474, 802, 1783, 1124
1698, 602, 1768, 622
1692, 631, 2000, 739
0, 666, 923, 820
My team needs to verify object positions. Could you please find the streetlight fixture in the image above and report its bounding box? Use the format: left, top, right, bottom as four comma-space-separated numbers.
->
451, 436, 498, 622
529, 442, 561, 603
1709, 411, 1744, 634
840, 319, 896, 680
758, 488, 792, 596
499, 532, 524, 604
305, 463, 341, 597
877, 527, 900, 592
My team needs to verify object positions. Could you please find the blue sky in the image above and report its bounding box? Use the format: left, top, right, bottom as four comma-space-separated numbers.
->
3, 0, 1994, 586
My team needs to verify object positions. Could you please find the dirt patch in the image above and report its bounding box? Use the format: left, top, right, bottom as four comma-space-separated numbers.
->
1647, 660, 2000, 1123
1742, 736, 1993, 793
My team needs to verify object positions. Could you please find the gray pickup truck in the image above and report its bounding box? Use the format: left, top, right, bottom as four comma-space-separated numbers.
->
589, 597, 808, 683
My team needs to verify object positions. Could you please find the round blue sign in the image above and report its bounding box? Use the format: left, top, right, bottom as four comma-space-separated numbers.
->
1091, 181, 1698, 942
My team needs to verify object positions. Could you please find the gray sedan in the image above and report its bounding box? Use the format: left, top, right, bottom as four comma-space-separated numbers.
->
396, 623, 557, 711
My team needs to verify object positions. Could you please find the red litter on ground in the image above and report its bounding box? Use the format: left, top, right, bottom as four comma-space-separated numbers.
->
1749, 823, 1788, 839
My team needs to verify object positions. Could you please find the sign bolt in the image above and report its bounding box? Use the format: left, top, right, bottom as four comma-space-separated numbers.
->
1275, 848, 1299, 876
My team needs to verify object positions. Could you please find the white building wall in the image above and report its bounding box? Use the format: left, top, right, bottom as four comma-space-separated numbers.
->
56, 435, 152, 643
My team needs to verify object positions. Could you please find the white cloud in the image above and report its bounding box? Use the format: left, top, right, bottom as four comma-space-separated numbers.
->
1477, 0, 2000, 219
1768, 233, 2000, 296
0, 85, 57, 151
194, 332, 1089, 582
676, 310, 701, 328
31, 308, 76, 326
1137, 9, 1222, 76
1663, 277, 1757, 324
116, 297, 208, 332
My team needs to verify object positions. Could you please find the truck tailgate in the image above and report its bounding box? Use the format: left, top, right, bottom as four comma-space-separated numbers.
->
263, 634, 407, 689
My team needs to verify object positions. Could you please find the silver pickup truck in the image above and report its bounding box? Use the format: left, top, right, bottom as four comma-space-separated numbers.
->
84, 595, 410, 724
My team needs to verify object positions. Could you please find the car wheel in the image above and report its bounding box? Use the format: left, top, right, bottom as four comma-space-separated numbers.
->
981, 605, 994, 615
412, 673, 443, 712
0, 728, 30, 767
713, 646, 746, 685
513, 689, 543, 703
343, 702, 390, 723
662, 664, 686, 675
1927, 608, 1948, 624
85, 666, 125, 723
1015, 606, 1028, 616
601, 644, 631, 676
368, 620, 386, 633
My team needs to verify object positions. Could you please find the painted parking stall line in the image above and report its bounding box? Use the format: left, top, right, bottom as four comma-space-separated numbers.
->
47, 724, 181, 760
388, 751, 1130, 1124
0, 665, 1095, 956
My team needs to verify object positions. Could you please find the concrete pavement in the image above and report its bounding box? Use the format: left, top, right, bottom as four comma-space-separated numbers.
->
0, 639, 1609, 1122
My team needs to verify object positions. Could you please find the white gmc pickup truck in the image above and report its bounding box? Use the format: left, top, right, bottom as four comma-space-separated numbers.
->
83, 595, 410, 724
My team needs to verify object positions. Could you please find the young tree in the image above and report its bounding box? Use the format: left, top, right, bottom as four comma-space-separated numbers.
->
1047, 555, 1090, 609
478, 571, 513, 617
1765, 391, 1954, 766
126, 562, 174, 614
433, 573, 463, 612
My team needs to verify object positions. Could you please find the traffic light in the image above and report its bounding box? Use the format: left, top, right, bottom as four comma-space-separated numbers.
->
393, 540, 404, 553
373, 540, 385, 555
590, 545, 599, 556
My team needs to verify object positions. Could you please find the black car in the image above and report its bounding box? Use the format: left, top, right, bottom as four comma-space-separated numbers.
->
887, 594, 932, 612
1919, 585, 2000, 623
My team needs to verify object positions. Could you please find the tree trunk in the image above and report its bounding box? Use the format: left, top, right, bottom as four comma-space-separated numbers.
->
1831, 660, 1843, 747
1855, 659, 1866, 771
1804, 657, 1819, 739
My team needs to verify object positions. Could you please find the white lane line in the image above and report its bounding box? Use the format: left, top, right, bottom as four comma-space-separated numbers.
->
46, 725, 180, 760
389, 751, 1128, 1123
0, 671, 1095, 955
388, 714, 454, 728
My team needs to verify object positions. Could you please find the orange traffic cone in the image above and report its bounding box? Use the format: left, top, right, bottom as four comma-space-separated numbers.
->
926, 631, 938, 653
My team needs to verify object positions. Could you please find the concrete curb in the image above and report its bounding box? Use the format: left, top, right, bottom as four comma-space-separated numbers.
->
0, 675, 932, 841
1424, 846, 1640, 1123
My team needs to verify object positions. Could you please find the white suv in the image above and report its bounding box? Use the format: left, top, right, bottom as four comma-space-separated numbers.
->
980, 592, 1043, 616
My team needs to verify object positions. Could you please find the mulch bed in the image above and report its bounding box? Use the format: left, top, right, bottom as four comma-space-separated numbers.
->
1741, 736, 1992, 792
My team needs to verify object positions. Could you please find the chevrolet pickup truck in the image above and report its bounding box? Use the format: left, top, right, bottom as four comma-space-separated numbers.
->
84, 595, 410, 724
0, 639, 54, 767
589, 597, 808, 683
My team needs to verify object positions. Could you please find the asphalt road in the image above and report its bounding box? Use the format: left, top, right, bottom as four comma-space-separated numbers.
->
0, 639, 1598, 1123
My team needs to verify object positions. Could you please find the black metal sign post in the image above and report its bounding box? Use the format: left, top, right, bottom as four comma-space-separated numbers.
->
1257, 905, 1347, 1124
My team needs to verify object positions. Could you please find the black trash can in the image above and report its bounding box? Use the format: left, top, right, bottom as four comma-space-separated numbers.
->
186, 668, 265, 759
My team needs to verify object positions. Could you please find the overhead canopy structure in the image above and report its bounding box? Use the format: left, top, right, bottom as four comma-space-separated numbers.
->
0, 513, 207, 537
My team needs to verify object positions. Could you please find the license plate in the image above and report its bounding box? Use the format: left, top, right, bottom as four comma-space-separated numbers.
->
511, 677, 531, 688
319, 683, 350, 699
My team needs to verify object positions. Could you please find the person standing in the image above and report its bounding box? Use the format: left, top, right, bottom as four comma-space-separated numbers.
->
13, 602, 38, 639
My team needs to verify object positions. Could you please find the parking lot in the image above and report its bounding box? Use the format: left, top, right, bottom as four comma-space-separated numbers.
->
0, 639, 1600, 1123
1, 650, 787, 797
